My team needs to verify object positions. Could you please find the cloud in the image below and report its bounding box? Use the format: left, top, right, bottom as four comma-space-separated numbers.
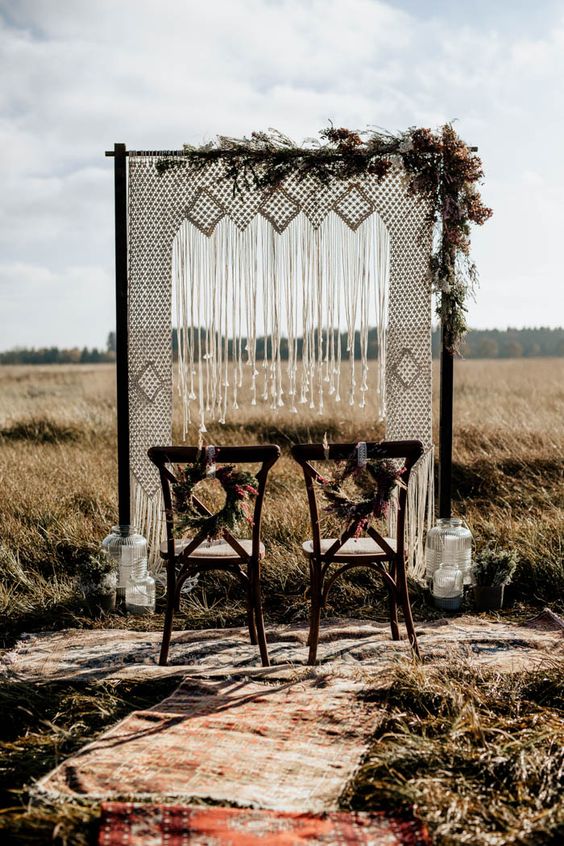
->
0, 262, 113, 348
0, 0, 563, 347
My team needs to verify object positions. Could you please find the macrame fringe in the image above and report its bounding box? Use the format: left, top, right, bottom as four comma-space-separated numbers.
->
388, 446, 434, 579
405, 446, 435, 578
173, 211, 389, 433
132, 476, 164, 574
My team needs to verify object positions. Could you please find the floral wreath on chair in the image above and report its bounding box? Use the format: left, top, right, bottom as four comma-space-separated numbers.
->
172, 447, 259, 541
318, 443, 406, 537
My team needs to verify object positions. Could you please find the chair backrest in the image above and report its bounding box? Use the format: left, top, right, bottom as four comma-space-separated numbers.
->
291, 440, 424, 562
148, 445, 280, 561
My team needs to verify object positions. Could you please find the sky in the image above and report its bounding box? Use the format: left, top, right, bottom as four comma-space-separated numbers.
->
1, 0, 563, 350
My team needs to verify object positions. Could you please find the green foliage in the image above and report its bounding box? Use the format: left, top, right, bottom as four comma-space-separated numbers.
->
79, 553, 116, 591
473, 546, 519, 586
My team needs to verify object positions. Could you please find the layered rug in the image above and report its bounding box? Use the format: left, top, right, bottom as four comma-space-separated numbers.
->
12, 611, 564, 842
98, 803, 430, 846
3, 611, 563, 684
36, 675, 375, 811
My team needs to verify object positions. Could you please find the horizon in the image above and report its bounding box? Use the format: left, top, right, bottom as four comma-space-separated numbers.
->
1, 324, 563, 358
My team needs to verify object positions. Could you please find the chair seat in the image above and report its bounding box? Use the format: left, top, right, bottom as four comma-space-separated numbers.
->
160, 538, 265, 560
301, 536, 397, 560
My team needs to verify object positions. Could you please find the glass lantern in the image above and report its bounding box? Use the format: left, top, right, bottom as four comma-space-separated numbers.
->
425, 518, 473, 586
432, 563, 464, 611
101, 525, 148, 607
125, 572, 156, 616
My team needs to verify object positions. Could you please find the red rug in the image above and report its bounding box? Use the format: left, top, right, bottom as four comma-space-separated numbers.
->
98, 802, 430, 845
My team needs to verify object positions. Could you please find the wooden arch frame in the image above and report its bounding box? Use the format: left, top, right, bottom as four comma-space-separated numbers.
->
106, 142, 455, 532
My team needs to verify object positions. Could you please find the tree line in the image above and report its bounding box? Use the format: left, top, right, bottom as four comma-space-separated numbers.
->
436, 327, 564, 359
1, 327, 563, 365
0, 333, 117, 365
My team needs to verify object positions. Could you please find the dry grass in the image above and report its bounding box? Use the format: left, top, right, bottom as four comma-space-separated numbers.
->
0, 360, 563, 843
0, 359, 562, 646
344, 662, 564, 846
0, 676, 181, 845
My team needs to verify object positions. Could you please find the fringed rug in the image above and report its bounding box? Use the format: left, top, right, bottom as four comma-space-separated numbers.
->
37, 675, 375, 812
4, 613, 563, 683
98, 802, 430, 846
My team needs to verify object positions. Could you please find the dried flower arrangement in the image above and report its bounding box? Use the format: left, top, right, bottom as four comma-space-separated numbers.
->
318, 447, 406, 537
156, 124, 492, 351
172, 453, 259, 541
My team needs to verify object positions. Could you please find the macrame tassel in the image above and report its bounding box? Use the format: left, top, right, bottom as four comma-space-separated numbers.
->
174, 210, 390, 428
131, 476, 164, 574
405, 446, 435, 578
387, 446, 434, 579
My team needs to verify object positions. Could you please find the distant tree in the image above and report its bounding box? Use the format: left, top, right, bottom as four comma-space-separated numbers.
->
503, 340, 523, 358
479, 338, 499, 358
2, 326, 564, 365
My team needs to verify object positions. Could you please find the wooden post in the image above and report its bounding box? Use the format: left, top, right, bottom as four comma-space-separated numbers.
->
112, 143, 130, 526
438, 322, 453, 518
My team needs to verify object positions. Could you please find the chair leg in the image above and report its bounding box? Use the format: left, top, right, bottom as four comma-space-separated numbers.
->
398, 568, 420, 659
388, 560, 400, 641
388, 589, 400, 641
159, 575, 176, 666
247, 581, 258, 645
306, 561, 314, 647
307, 562, 322, 666
251, 562, 269, 667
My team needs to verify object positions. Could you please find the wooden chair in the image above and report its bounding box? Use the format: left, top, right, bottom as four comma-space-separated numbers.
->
291, 440, 423, 665
148, 444, 280, 667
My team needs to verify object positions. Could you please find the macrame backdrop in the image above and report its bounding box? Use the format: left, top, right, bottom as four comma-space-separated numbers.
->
128, 158, 434, 575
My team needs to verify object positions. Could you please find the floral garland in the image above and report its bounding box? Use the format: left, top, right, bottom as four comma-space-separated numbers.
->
172, 457, 259, 541
318, 449, 406, 538
157, 125, 492, 351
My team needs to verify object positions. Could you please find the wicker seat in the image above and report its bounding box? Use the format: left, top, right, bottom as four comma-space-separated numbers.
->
160, 539, 266, 560
291, 440, 423, 665
149, 444, 280, 667
301, 537, 397, 560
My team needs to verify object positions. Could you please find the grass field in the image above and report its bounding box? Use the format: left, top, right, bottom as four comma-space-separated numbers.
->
0, 359, 563, 845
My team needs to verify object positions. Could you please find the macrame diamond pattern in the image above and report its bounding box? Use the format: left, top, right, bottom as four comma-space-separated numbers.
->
185, 187, 225, 236
135, 362, 163, 403
394, 348, 422, 390
334, 184, 374, 231
259, 189, 300, 234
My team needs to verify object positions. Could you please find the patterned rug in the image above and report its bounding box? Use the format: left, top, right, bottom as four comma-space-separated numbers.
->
37, 675, 375, 812
98, 802, 430, 845
4, 612, 563, 683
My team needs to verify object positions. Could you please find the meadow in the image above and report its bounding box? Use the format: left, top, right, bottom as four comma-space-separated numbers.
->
0, 359, 563, 844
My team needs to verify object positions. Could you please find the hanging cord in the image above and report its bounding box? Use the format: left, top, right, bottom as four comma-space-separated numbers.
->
173, 207, 389, 428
